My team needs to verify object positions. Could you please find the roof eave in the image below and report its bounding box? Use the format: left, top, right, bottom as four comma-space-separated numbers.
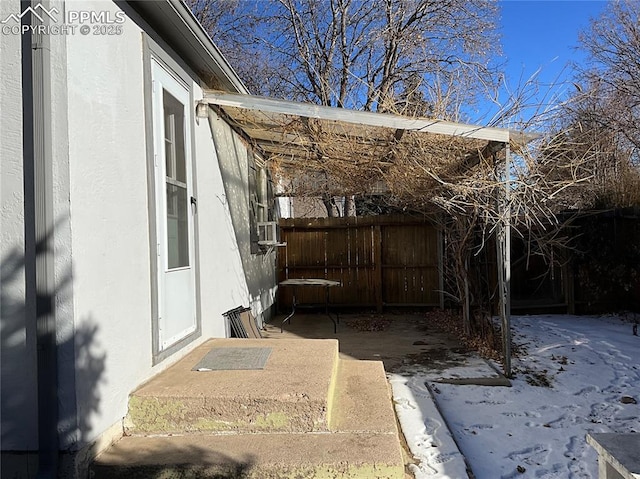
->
124, 0, 248, 93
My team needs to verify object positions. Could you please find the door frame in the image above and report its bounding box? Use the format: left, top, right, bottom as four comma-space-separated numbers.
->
143, 36, 201, 364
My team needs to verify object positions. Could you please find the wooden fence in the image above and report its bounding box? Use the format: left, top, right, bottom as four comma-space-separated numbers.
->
277, 215, 442, 311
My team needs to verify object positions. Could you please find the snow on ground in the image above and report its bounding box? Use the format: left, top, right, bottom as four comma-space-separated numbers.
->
390, 314, 640, 479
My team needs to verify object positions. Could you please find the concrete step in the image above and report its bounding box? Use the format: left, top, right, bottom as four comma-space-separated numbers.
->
329, 359, 399, 435
91, 432, 405, 479
98, 339, 407, 478
126, 338, 339, 435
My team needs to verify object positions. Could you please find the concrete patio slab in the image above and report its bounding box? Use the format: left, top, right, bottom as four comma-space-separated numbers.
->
127, 338, 339, 434
262, 312, 468, 373
94, 313, 474, 479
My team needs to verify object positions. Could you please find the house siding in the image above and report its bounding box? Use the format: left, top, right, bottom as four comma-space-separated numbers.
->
191, 85, 252, 333
62, 0, 256, 450
65, 1, 153, 448
208, 109, 278, 326
1, 0, 274, 473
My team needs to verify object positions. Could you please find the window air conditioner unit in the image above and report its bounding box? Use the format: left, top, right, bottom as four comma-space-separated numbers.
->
257, 221, 278, 245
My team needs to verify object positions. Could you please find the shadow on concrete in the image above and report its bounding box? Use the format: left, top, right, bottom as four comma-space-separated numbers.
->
92, 443, 255, 478
262, 311, 468, 374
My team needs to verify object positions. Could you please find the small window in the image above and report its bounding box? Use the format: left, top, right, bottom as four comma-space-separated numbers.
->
249, 155, 275, 252
256, 164, 268, 223
257, 221, 278, 245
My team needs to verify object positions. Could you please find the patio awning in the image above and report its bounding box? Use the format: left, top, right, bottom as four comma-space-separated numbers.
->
199, 91, 539, 171
199, 90, 522, 376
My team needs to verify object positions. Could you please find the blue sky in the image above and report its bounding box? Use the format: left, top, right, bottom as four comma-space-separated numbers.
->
482, 0, 607, 124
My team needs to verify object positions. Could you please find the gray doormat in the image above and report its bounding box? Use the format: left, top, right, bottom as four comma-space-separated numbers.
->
192, 347, 272, 371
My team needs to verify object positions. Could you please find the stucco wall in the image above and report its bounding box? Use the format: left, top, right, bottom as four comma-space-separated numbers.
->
1, 0, 264, 460
0, 0, 39, 451
192, 86, 251, 336
64, 2, 152, 449
208, 110, 278, 327
62, 1, 254, 450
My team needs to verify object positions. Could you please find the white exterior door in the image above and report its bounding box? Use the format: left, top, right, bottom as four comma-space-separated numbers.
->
151, 59, 197, 351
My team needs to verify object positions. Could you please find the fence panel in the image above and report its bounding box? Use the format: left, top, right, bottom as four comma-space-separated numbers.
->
381, 224, 439, 305
278, 215, 440, 310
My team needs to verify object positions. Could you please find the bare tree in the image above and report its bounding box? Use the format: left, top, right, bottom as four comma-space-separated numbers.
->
542, 0, 640, 209
541, 94, 640, 208
257, 0, 501, 114
577, 0, 640, 153
185, 0, 283, 95
188, 0, 502, 215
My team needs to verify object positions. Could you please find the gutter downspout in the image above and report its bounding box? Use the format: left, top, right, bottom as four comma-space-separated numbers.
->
22, 1, 59, 476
